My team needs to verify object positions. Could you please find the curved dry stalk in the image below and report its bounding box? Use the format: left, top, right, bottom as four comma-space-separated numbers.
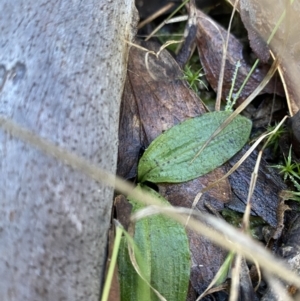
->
273, 48, 293, 115
241, 149, 262, 231
1, 115, 300, 289
126, 39, 184, 80
240, 112, 290, 232
215, 0, 240, 111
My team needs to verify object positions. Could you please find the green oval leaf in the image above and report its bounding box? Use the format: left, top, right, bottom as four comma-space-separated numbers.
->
138, 111, 252, 183
118, 185, 190, 301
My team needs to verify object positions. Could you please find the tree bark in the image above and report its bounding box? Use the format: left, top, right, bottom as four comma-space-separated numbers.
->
0, 1, 137, 300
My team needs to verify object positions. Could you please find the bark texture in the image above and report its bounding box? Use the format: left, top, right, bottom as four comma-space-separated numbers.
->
0, 1, 137, 300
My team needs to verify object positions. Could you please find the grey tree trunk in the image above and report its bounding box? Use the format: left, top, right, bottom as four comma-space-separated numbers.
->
0, 1, 137, 300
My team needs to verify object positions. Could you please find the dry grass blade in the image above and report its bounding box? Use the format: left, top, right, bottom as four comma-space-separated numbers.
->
241, 148, 264, 233
138, 2, 175, 29
229, 254, 242, 301
263, 272, 295, 301
276, 58, 293, 115
254, 259, 262, 292
185, 191, 202, 227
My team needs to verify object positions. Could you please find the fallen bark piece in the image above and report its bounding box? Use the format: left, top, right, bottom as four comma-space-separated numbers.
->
195, 8, 284, 104
118, 40, 205, 180
234, 0, 300, 115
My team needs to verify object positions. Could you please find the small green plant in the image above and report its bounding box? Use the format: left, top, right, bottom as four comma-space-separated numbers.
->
183, 64, 208, 93
272, 146, 300, 182
272, 146, 300, 201
225, 60, 241, 111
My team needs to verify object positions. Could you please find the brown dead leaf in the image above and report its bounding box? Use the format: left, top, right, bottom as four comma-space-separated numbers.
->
232, 0, 300, 115
117, 40, 231, 296
238, 0, 270, 63
195, 8, 284, 104
117, 40, 205, 179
